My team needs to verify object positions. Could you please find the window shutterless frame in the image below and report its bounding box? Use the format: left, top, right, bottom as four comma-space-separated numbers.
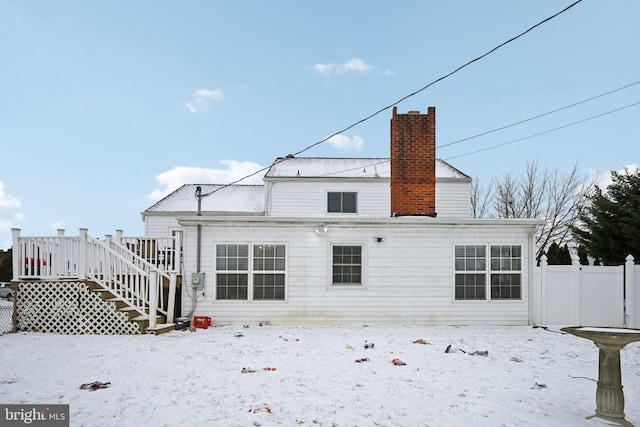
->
454, 244, 522, 301
331, 244, 363, 286
327, 192, 357, 213
215, 243, 287, 301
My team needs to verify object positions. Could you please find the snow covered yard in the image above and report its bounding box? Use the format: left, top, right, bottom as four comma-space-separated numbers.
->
1, 324, 639, 426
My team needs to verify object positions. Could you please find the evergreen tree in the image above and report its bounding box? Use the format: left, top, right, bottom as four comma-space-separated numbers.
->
545, 242, 572, 265
572, 169, 640, 265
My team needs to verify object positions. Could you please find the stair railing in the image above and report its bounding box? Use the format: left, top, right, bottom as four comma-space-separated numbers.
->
11, 228, 178, 328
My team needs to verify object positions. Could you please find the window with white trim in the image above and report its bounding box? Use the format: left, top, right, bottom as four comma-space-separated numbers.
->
332, 245, 362, 285
215, 244, 286, 301
216, 244, 249, 300
490, 245, 521, 299
455, 245, 522, 300
328, 192, 357, 213
253, 244, 286, 300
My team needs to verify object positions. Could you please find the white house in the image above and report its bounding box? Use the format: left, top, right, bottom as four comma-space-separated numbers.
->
142, 107, 542, 325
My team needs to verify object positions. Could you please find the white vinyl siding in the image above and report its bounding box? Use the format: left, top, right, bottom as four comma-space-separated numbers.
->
435, 180, 471, 218
266, 180, 389, 217
265, 179, 470, 219
182, 220, 535, 325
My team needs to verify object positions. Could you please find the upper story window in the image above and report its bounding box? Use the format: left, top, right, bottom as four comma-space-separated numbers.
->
328, 192, 357, 213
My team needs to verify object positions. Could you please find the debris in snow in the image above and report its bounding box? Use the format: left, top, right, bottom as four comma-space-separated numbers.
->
241, 367, 277, 373
79, 381, 111, 391
364, 341, 374, 349
511, 357, 524, 363
531, 382, 548, 389
234, 332, 244, 337
346, 344, 354, 350
445, 345, 466, 354
392, 358, 406, 366
355, 358, 369, 363
248, 403, 272, 414
469, 351, 488, 356
412, 339, 429, 345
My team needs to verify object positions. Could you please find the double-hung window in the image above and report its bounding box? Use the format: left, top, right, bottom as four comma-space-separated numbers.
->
253, 244, 286, 300
332, 245, 362, 285
455, 245, 522, 300
454, 245, 486, 300
216, 244, 286, 301
328, 192, 357, 213
490, 246, 521, 299
216, 244, 249, 300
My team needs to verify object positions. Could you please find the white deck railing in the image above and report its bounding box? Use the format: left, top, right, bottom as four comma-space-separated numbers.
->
11, 228, 179, 327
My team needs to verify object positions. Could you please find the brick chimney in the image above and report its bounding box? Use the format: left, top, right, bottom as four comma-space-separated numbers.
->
390, 106, 437, 217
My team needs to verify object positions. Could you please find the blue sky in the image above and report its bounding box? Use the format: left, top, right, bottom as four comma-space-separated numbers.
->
1, 0, 638, 248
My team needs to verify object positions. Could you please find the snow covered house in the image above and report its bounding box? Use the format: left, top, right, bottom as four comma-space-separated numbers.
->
142, 107, 542, 325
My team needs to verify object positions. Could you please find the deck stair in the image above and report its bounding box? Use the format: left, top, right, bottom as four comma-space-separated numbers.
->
11, 228, 180, 335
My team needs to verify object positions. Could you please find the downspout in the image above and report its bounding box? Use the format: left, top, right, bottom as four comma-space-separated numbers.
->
185, 186, 203, 319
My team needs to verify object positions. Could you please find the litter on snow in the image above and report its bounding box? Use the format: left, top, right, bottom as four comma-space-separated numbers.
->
412, 338, 430, 345
355, 358, 369, 363
445, 344, 466, 354
79, 381, 111, 391
241, 367, 277, 373
392, 358, 406, 366
248, 403, 272, 414
364, 341, 375, 349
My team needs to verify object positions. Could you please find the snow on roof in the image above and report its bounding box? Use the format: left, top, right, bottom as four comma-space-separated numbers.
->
265, 157, 469, 180
145, 184, 264, 214
145, 158, 469, 214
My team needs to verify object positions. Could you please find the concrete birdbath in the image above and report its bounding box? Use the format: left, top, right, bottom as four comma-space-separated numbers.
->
561, 326, 640, 421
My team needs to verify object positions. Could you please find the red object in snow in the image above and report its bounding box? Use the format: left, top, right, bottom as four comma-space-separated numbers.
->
193, 316, 211, 329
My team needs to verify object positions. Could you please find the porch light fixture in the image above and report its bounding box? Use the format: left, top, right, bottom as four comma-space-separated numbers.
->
315, 225, 328, 235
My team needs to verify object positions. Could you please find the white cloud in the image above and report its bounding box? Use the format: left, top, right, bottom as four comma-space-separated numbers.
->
311, 58, 377, 77
338, 58, 375, 74
148, 160, 265, 201
591, 163, 638, 190
327, 134, 364, 152
193, 88, 224, 101
0, 182, 21, 209
185, 88, 224, 113
0, 182, 23, 238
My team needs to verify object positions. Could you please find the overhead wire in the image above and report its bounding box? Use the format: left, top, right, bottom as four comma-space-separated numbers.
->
437, 81, 640, 149
198, 0, 583, 200
444, 100, 640, 161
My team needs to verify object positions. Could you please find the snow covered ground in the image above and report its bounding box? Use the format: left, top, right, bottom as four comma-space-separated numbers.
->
1, 323, 639, 427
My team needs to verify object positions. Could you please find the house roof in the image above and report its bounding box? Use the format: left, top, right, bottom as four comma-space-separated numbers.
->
264, 157, 469, 180
144, 158, 470, 215
144, 184, 264, 214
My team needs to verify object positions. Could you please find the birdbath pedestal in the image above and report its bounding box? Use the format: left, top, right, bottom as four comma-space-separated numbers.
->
561, 326, 640, 421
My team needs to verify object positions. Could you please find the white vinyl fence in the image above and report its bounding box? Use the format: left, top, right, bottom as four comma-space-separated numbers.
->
532, 254, 639, 328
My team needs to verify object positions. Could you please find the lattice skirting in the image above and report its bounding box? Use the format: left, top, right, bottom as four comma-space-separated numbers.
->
16, 282, 141, 335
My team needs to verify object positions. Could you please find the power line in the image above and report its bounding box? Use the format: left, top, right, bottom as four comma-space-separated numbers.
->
198, 0, 582, 199
444, 101, 640, 161
438, 81, 640, 149
292, 0, 582, 157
